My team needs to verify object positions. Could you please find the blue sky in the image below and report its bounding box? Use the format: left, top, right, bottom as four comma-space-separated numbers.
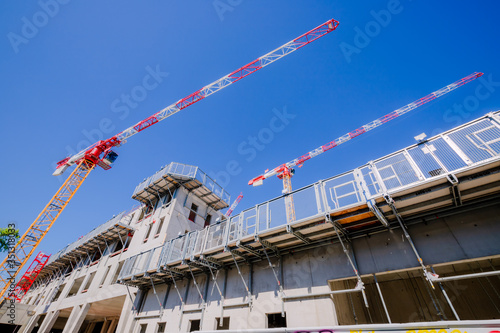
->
1, 1, 499, 262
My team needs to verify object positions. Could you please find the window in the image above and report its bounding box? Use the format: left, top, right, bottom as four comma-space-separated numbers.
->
143, 223, 153, 242
204, 214, 212, 228
189, 319, 201, 332
112, 261, 124, 284
267, 313, 286, 328
99, 266, 111, 287
114, 239, 124, 253
139, 323, 147, 333
67, 277, 85, 297
215, 317, 230, 330
155, 217, 165, 237
82, 272, 96, 293
188, 204, 198, 222
91, 250, 102, 264
156, 322, 166, 333
52, 284, 66, 302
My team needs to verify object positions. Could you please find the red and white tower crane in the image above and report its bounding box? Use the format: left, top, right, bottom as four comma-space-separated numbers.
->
0, 19, 340, 300
248, 72, 484, 224
226, 192, 244, 217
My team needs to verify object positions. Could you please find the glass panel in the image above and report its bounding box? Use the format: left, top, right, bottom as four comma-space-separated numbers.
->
193, 229, 207, 256
158, 240, 171, 267
408, 145, 445, 178
375, 152, 420, 190
242, 208, 257, 237
204, 221, 227, 251
268, 197, 287, 229
448, 120, 500, 163
360, 165, 381, 197
184, 231, 198, 259
226, 215, 240, 243
292, 186, 320, 221
168, 237, 186, 263
257, 204, 269, 233
323, 172, 361, 210
431, 137, 467, 171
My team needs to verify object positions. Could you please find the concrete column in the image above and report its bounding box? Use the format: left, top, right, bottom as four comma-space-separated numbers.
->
20, 313, 40, 333
60, 306, 79, 333
115, 290, 137, 333
62, 303, 90, 333
38, 310, 60, 333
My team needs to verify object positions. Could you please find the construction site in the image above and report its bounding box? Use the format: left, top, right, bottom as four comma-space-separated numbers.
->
1, 8, 500, 333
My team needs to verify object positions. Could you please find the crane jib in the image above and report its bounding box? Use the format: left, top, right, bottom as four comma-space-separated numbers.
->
248, 72, 484, 185
53, 18, 340, 175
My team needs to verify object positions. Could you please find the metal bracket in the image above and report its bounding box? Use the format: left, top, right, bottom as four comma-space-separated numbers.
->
286, 225, 311, 244
366, 199, 389, 227
201, 255, 224, 268
255, 236, 280, 257
228, 249, 250, 264
236, 240, 263, 258
162, 265, 184, 278
325, 215, 350, 242
446, 173, 462, 206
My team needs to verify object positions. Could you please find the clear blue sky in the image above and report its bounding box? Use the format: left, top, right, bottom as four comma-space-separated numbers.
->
1, 1, 499, 261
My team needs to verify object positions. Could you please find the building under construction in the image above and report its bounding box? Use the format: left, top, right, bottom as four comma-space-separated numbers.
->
3, 111, 499, 332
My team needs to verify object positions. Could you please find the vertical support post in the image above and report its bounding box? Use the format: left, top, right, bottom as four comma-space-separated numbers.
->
430, 267, 460, 321
373, 275, 391, 323
368, 161, 388, 194
384, 194, 435, 289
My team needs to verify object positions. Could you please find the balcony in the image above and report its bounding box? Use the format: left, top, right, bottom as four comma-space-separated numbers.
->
132, 162, 230, 210
37, 212, 135, 280
118, 112, 500, 288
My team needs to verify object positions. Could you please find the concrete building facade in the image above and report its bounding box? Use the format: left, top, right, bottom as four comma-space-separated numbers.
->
7, 111, 500, 332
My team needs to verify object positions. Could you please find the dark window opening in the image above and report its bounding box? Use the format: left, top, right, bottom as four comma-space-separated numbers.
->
157, 322, 166, 333
144, 223, 153, 242
204, 214, 212, 227
67, 277, 84, 297
111, 261, 124, 284
114, 240, 124, 253
139, 323, 147, 333
189, 319, 201, 332
188, 204, 198, 222
215, 317, 230, 330
92, 249, 102, 263
267, 313, 286, 328
81, 272, 96, 293
52, 284, 65, 302
155, 217, 165, 237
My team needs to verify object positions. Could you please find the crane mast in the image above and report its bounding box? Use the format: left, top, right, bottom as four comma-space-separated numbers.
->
249, 72, 484, 224
0, 19, 340, 300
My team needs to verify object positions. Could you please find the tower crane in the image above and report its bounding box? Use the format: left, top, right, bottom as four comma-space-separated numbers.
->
248, 72, 483, 224
226, 192, 244, 217
0, 19, 339, 300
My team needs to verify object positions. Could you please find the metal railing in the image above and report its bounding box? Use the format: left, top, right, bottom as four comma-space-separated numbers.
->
120, 112, 500, 279
46, 212, 129, 266
132, 162, 231, 204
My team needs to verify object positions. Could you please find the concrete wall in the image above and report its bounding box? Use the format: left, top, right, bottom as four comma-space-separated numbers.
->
19, 189, 500, 333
